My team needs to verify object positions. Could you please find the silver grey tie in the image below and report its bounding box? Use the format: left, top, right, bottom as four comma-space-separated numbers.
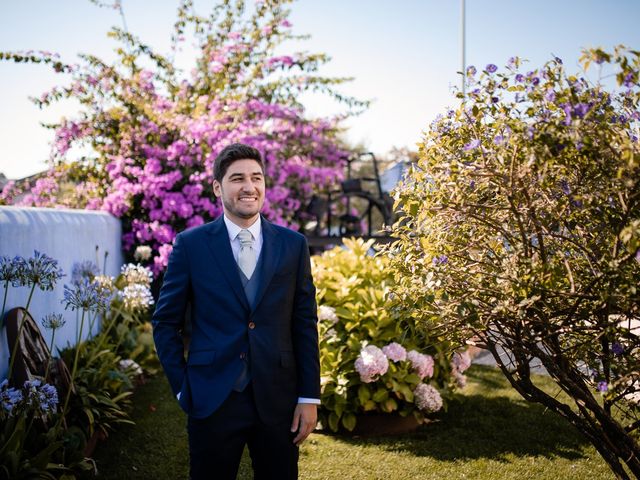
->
237, 229, 256, 279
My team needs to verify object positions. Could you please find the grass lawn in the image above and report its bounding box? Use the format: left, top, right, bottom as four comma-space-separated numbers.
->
93, 365, 613, 479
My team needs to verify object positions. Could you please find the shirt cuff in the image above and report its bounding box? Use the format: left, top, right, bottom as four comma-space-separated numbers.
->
297, 397, 321, 405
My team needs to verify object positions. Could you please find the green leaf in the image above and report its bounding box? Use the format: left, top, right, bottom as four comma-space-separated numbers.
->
372, 388, 389, 403
341, 412, 357, 432
328, 412, 340, 432
357, 385, 371, 404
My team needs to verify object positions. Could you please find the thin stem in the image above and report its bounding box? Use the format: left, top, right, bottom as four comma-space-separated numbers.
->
0, 280, 9, 330
60, 309, 86, 425
44, 328, 57, 383
24, 283, 36, 313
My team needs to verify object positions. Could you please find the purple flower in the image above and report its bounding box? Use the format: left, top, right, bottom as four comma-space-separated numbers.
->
382, 342, 407, 362
62, 278, 109, 312
573, 103, 590, 118
560, 180, 571, 195
355, 345, 389, 383
71, 260, 100, 286
466, 65, 477, 76
432, 255, 448, 265
452, 351, 471, 373
611, 342, 624, 355
463, 139, 481, 151
597, 381, 608, 393
20, 251, 65, 291
554, 56, 563, 65
515, 73, 525, 83
493, 135, 505, 145
407, 350, 435, 380
413, 383, 442, 412
544, 90, 556, 102
485, 64, 498, 73
0, 255, 25, 286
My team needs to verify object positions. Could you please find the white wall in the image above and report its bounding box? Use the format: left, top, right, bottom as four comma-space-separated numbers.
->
0, 206, 123, 380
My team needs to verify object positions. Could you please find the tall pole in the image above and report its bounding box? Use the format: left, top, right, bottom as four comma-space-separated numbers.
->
461, 0, 466, 98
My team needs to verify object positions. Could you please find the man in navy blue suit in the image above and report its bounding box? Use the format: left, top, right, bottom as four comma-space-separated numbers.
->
152, 143, 321, 480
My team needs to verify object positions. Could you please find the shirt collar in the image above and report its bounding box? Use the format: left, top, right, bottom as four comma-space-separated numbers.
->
223, 214, 261, 241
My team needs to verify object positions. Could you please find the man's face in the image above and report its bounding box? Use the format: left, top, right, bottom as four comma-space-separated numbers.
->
213, 158, 265, 225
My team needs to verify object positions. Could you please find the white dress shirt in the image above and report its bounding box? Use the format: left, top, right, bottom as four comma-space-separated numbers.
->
223, 215, 320, 406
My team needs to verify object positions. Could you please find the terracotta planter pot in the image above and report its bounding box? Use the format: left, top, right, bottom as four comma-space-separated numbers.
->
350, 413, 422, 436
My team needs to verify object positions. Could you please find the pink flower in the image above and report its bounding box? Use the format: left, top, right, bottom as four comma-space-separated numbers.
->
382, 342, 407, 362
354, 345, 389, 383
407, 350, 435, 380
452, 351, 471, 373
413, 383, 443, 412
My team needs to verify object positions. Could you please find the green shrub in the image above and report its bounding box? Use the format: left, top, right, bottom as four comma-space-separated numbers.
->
312, 238, 466, 432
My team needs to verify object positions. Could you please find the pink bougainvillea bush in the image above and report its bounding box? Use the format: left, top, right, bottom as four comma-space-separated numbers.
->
1, 0, 366, 273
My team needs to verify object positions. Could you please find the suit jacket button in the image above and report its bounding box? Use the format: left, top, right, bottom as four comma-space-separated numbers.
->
248, 322, 255, 330
240, 352, 246, 359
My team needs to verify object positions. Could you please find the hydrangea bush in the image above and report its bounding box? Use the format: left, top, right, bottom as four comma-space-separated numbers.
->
385, 47, 640, 477
0, 0, 365, 273
312, 238, 468, 432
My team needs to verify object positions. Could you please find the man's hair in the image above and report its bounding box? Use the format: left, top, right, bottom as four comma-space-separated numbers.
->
213, 143, 264, 182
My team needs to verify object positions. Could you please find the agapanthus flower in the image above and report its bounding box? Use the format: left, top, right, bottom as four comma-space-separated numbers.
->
466, 65, 477, 76
121, 284, 154, 313
407, 350, 435, 380
41, 313, 66, 330
382, 342, 407, 362
318, 305, 339, 324
485, 64, 498, 73
0, 380, 23, 414
71, 260, 100, 285
413, 383, 443, 412
354, 345, 389, 383
121, 263, 153, 286
62, 278, 109, 312
134, 245, 153, 261
20, 251, 65, 291
597, 381, 608, 393
23, 380, 58, 413
0, 255, 25, 286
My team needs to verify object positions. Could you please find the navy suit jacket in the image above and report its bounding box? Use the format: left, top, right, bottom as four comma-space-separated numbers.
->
152, 216, 320, 423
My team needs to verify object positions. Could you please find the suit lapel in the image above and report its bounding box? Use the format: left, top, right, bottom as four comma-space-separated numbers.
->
204, 217, 250, 312
251, 216, 281, 313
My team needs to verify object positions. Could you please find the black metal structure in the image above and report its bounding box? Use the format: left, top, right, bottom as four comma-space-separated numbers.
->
301, 152, 396, 250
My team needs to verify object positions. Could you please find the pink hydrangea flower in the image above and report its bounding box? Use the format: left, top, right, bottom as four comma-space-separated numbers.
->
354, 345, 389, 383
452, 351, 471, 373
382, 342, 407, 362
413, 383, 443, 412
407, 350, 434, 379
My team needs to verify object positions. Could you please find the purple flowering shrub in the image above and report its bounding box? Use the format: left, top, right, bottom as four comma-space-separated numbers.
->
313, 238, 466, 433
386, 47, 640, 477
0, 0, 364, 273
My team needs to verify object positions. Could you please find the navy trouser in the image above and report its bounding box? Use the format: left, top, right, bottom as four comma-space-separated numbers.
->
187, 385, 298, 480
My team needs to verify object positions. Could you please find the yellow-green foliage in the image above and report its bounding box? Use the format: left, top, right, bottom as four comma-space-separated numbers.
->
312, 238, 454, 432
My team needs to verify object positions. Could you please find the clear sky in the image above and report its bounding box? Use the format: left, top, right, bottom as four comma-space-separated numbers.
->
1, 0, 640, 179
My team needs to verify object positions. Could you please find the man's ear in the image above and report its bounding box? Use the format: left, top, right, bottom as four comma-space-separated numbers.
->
212, 179, 221, 198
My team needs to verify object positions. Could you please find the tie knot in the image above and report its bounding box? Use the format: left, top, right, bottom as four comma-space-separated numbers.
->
238, 229, 253, 247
